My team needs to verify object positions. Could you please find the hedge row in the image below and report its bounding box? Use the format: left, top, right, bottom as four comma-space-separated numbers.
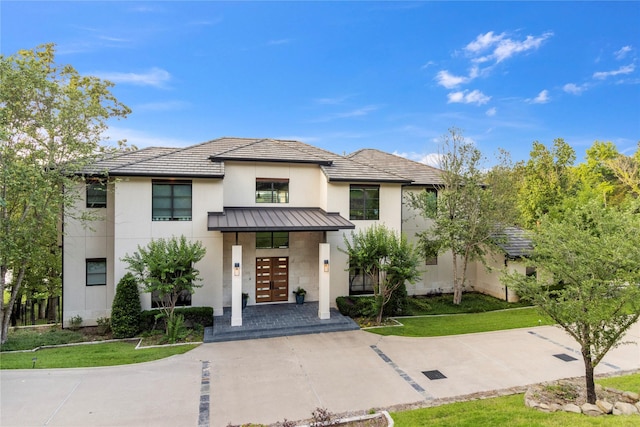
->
140, 306, 214, 332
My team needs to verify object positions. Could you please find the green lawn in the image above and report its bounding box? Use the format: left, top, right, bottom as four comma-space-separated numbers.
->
391, 374, 640, 427
0, 341, 198, 369
404, 293, 532, 315
368, 307, 555, 337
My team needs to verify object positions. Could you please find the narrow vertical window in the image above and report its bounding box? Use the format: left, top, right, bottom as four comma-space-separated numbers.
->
86, 179, 107, 208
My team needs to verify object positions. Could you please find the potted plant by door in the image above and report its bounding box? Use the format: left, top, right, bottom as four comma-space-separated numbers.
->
242, 292, 249, 309
293, 287, 306, 305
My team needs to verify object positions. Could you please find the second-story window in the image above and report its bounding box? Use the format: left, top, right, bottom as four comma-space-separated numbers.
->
256, 179, 289, 203
152, 180, 192, 221
86, 179, 107, 208
349, 185, 379, 220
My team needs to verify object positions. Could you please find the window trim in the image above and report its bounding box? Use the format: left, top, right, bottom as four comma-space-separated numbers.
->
256, 178, 289, 203
86, 258, 107, 286
86, 179, 107, 208
152, 180, 192, 221
349, 184, 380, 220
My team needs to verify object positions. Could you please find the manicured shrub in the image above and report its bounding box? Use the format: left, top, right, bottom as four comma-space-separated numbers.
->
336, 296, 377, 318
140, 306, 213, 332
111, 273, 142, 338
384, 282, 408, 316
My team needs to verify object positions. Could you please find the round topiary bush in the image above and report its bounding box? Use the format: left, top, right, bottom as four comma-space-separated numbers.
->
111, 272, 142, 338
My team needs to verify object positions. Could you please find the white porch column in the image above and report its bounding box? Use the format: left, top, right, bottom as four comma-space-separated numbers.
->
318, 243, 331, 320
231, 245, 243, 327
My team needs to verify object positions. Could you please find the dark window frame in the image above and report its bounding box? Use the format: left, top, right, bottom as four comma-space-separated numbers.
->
152, 180, 192, 221
348, 261, 378, 295
86, 258, 107, 286
86, 179, 107, 208
349, 184, 380, 220
256, 179, 289, 203
256, 231, 289, 249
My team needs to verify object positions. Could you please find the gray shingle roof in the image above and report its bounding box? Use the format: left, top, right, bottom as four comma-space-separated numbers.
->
81, 137, 413, 183
493, 227, 533, 258
347, 149, 444, 186
208, 207, 355, 231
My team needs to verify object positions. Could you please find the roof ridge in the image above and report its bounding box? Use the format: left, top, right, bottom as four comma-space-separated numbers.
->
346, 152, 414, 183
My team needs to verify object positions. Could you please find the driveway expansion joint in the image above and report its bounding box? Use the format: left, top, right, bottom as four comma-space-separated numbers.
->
370, 345, 433, 400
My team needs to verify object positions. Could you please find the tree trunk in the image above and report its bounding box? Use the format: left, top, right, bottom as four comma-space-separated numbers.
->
583, 354, 597, 404
0, 265, 26, 344
47, 296, 58, 323
452, 253, 462, 305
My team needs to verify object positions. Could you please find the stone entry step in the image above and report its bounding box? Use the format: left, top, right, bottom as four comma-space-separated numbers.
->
204, 302, 359, 343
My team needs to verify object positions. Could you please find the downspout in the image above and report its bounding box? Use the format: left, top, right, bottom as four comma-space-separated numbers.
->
504, 256, 508, 302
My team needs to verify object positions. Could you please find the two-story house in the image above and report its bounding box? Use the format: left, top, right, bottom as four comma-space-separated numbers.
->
63, 136, 518, 328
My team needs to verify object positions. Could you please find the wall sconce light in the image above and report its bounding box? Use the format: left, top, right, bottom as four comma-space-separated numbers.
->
234, 262, 240, 276
323, 259, 329, 272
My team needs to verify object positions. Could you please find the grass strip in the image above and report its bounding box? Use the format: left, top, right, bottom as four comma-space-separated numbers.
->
368, 307, 555, 337
391, 374, 640, 427
0, 341, 198, 369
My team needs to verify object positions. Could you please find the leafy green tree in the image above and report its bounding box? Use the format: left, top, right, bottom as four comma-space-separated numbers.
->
110, 273, 142, 338
121, 236, 206, 335
517, 138, 576, 228
407, 128, 507, 305
0, 44, 130, 343
606, 141, 640, 200
570, 141, 626, 207
503, 202, 640, 404
342, 225, 421, 324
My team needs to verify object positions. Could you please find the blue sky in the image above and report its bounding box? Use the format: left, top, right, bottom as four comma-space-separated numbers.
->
2, 1, 639, 165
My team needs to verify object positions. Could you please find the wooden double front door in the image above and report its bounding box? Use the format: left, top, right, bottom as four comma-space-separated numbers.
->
255, 257, 289, 303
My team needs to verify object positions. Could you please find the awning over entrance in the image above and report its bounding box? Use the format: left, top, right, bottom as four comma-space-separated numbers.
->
207, 207, 355, 232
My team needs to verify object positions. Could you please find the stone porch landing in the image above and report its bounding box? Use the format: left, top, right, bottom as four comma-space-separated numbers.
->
204, 302, 359, 343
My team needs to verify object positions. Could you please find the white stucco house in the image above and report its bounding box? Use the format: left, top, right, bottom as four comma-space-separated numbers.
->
62, 137, 526, 327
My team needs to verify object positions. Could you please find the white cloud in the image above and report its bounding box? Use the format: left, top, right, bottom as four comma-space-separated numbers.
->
311, 105, 380, 122
486, 107, 497, 116
95, 67, 171, 87
447, 89, 491, 105
104, 127, 193, 148
593, 64, 635, 79
435, 70, 469, 88
614, 45, 633, 60
464, 31, 505, 53
563, 83, 587, 95
314, 95, 353, 105
466, 31, 553, 64
421, 61, 436, 69
393, 151, 442, 168
531, 89, 550, 104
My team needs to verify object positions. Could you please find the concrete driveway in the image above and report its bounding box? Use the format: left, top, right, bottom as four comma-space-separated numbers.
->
2, 323, 639, 427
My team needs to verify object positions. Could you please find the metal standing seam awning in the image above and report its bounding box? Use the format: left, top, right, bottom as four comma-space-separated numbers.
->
207, 207, 355, 232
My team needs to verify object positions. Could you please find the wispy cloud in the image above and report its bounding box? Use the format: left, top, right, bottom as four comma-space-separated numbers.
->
135, 100, 190, 112
464, 30, 553, 64
530, 89, 550, 104
486, 107, 497, 116
94, 67, 171, 87
563, 83, 587, 95
313, 95, 354, 105
393, 151, 442, 168
447, 89, 491, 105
268, 39, 291, 46
435, 69, 476, 89
311, 105, 380, 122
614, 45, 633, 60
593, 64, 635, 79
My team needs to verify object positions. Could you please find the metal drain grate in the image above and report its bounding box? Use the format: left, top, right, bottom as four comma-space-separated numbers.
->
553, 353, 578, 362
422, 370, 447, 380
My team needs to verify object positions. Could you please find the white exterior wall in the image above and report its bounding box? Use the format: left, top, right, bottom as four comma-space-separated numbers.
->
63, 182, 115, 327
474, 250, 523, 302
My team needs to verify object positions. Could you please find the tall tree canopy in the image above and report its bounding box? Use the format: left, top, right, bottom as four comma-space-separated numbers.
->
503, 202, 640, 404
0, 44, 130, 343
408, 128, 511, 305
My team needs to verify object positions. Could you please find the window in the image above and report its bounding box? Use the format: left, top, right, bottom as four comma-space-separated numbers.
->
425, 255, 438, 266
256, 232, 289, 249
152, 181, 192, 221
349, 261, 378, 295
256, 179, 289, 203
350, 185, 379, 220
86, 259, 106, 286
86, 179, 107, 208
